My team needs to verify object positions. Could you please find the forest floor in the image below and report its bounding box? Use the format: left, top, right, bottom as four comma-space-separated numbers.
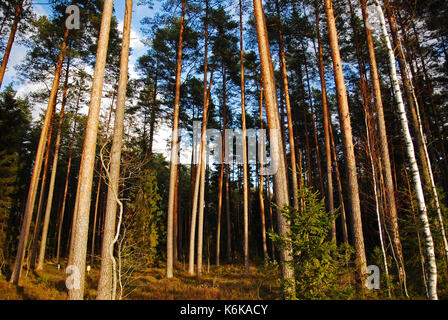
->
0, 260, 281, 300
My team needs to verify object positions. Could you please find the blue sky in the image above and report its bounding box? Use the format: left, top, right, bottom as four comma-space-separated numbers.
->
3, 1, 160, 89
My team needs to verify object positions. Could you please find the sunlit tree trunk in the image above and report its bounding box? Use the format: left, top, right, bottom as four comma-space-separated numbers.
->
259, 83, 268, 263
56, 90, 80, 268
253, 0, 295, 299
313, 0, 335, 241
0, 0, 24, 89
374, 0, 438, 300
239, 0, 250, 275
359, 0, 407, 293
324, 0, 366, 274
386, 0, 448, 265
36, 52, 72, 271
189, 0, 205, 275
29, 106, 56, 270
68, 0, 114, 300
274, 0, 299, 209
167, 0, 185, 279
9, 26, 69, 285
97, 0, 132, 299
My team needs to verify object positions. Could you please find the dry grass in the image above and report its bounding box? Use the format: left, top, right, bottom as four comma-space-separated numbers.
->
0, 260, 281, 300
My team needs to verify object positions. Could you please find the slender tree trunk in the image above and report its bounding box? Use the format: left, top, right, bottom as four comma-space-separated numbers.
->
384, 0, 448, 265
189, 0, 206, 275
56, 93, 79, 267
196, 46, 216, 279
166, 0, 185, 279
313, 0, 335, 241
274, 0, 299, 210
68, 0, 114, 300
359, 0, 407, 292
29, 106, 56, 270
36, 52, 72, 271
9, 27, 69, 285
239, 0, 250, 275
96, 0, 132, 299
0, 0, 24, 89
148, 58, 159, 156
329, 123, 348, 243
374, 0, 438, 300
303, 49, 324, 197
173, 176, 178, 268
253, 0, 295, 299
259, 83, 268, 263
324, 0, 366, 274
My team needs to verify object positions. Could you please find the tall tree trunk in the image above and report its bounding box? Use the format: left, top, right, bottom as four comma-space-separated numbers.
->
189, 0, 206, 275
148, 58, 159, 156
90, 87, 116, 267
324, 0, 366, 274
36, 52, 72, 271
239, 0, 250, 275
313, 0, 335, 241
384, 0, 448, 265
9, 26, 69, 285
196, 48, 216, 279
0, 0, 24, 89
259, 83, 268, 263
253, 0, 295, 299
303, 47, 324, 196
56, 90, 80, 267
216, 114, 224, 266
274, 0, 299, 210
166, 0, 185, 279
96, 0, 132, 299
68, 0, 114, 300
29, 106, 56, 270
359, 0, 407, 293
329, 123, 348, 243
374, 0, 438, 300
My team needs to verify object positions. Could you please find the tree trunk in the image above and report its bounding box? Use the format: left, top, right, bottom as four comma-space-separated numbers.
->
275, 0, 299, 210
36, 52, 72, 271
189, 0, 206, 275
0, 0, 24, 89
374, 0, 438, 300
259, 83, 268, 263
29, 106, 56, 270
324, 0, 366, 274
313, 0, 335, 241
253, 0, 295, 299
359, 0, 407, 293
384, 0, 448, 265
68, 0, 114, 300
239, 0, 250, 275
166, 0, 185, 279
97, 0, 132, 299
56, 90, 80, 267
9, 26, 69, 285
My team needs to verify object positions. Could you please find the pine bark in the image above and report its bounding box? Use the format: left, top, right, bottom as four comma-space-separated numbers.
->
96, 0, 132, 299
166, 0, 185, 279
374, 0, 438, 300
0, 0, 24, 89
36, 53, 72, 271
359, 0, 407, 290
253, 0, 295, 299
68, 0, 114, 300
324, 0, 366, 274
313, 0, 336, 241
239, 0, 250, 275
9, 26, 69, 285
